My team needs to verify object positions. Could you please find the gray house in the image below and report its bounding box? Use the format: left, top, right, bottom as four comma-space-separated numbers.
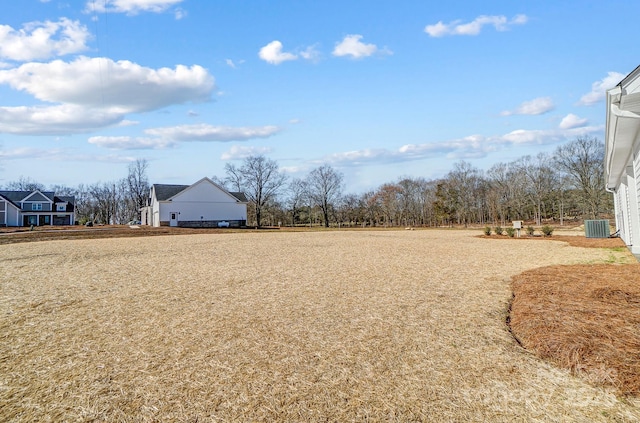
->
0, 189, 75, 227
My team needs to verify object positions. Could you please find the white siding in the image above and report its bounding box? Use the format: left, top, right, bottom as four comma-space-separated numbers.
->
160, 201, 246, 222
615, 186, 627, 243
635, 149, 640, 206
148, 178, 247, 226
622, 165, 640, 255
171, 180, 236, 203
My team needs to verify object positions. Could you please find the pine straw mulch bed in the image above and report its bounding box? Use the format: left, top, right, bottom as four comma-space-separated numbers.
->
508, 233, 640, 396
510, 264, 640, 396
479, 233, 626, 249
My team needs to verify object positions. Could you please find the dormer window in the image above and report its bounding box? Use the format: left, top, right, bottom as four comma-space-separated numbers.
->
31, 203, 42, 211
57, 204, 66, 212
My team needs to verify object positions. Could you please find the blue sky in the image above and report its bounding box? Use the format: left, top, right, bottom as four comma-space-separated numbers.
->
1, 0, 638, 193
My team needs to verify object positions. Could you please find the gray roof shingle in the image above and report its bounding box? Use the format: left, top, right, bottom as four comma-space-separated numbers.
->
153, 184, 189, 201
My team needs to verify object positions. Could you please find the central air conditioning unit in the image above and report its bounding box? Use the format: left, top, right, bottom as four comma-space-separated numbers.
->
584, 220, 610, 238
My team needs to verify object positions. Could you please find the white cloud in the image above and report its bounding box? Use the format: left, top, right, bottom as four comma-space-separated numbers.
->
117, 119, 139, 127
0, 57, 214, 113
0, 57, 214, 134
259, 41, 297, 65
225, 58, 245, 69
300, 45, 321, 62
0, 146, 135, 163
425, 14, 528, 37
559, 113, 588, 129
85, 0, 185, 15
86, 124, 281, 151
0, 18, 91, 61
579, 72, 625, 106
0, 146, 65, 159
174, 7, 187, 19
0, 104, 124, 135
221, 145, 273, 160
333, 35, 388, 59
145, 123, 282, 142
88, 136, 176, 149
501, 97, 554, 116
322, 125, 602, 166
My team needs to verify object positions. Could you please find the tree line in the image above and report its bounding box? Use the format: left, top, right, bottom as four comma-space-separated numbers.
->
2, 136, 612, 227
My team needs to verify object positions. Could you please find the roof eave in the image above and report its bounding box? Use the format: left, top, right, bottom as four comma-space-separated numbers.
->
605, 85, 640, 190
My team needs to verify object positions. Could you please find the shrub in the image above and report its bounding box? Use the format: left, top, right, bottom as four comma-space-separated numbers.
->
527, 226, 535, 236
506, 227, 516, 237
541, 225, 554, 237
483, 226, 492, 236
494, 226, 504, 235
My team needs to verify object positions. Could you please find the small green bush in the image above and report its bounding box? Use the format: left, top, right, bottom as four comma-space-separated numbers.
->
494, 226, 504, 236
541, 225, 554, 236
506, 227, 516, 237
483, 226, 491, 236
526, 226, 535, 236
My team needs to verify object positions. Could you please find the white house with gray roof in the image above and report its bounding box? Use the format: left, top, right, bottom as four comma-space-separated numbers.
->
605, 64, 640, 255
141, 177, 247, 228
0, 189, 75, 227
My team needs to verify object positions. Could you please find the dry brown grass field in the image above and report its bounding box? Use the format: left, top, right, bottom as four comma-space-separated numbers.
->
1, 229, 639, 422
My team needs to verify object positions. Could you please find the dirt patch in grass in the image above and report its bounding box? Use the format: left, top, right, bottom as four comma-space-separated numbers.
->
510, 263, 640, 396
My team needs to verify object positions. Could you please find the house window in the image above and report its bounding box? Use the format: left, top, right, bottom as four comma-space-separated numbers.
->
32, 203, 42, 211
57, 204, 66, 211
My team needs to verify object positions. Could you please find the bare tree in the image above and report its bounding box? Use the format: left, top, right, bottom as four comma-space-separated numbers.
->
73, 184, 93, 224
444, 161, 484, 227
337, 193, 362, 227
126, 159, 150, 220
224, 155, 287, 227
487, 161, 530, 224
554, 136, 610, 219
360, 190, 381, 227
5, 176, 45, 191
89, 182, 122, 224
375, 183, 402, 227
516, 153, 558, 225
285, 178, 308, 226
48, 184, 76, 196
306, 165, 344, 228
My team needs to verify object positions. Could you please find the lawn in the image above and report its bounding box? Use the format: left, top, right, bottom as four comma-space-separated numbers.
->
0, 229, 638, 421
